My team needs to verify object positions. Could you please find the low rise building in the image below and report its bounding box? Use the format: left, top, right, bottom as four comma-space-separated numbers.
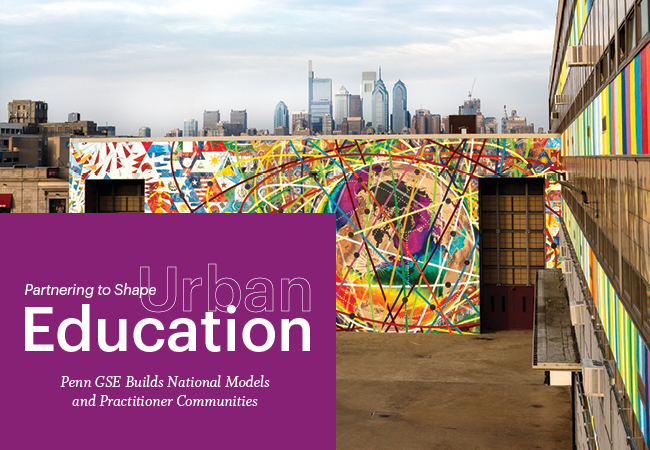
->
0, 167, 69, 213
41, 120, 97, 137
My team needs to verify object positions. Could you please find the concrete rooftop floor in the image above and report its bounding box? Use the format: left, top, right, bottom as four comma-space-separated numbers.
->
336, 330, 572, 450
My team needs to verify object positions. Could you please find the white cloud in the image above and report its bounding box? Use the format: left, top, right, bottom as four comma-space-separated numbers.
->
0, 0, 263, 25
0, 0, 559, 134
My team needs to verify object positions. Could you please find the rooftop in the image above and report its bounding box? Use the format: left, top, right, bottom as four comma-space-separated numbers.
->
336, 330, 572, 449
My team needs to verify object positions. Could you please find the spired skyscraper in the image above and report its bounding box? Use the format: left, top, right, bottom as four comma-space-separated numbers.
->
273, 101, 289, 131
361, 71, 376, 126
371, 69, 389, 134
334, 86, 350, 130
308, 61, 332, 133
391, 80, 408, 134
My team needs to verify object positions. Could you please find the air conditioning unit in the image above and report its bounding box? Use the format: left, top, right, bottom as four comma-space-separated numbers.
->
560, 245, 568, 259
583, 359, 606, 397
551, 112, 560, 120
555, 94, 570, 105
567, 45, 595, 67
570, 301, 584, 325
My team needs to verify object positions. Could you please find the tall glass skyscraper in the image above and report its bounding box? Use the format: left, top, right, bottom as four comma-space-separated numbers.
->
391, 80, 407, 133
274, 101, 289, 130
307, 61, 332, 133
310, 78, 332, 133
372, 71, 389, 134
308, 61, 313, 124
183, 119, 198, 137
361, 72, 376, 126
334, 86, 350, 130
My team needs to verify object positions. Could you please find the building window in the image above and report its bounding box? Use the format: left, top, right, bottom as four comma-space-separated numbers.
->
49, 198, 66, 213
85, 180, 145, 213
627, 11, 637, 51
619, 24, 627, 61
641, 0, 649, 37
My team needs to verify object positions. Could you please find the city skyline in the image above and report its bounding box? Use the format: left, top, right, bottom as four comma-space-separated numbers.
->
0, 1, 558, 135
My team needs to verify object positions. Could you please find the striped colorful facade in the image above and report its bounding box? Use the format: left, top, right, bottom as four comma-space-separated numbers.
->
555, 0, 593, 101
564, 206, 650, 440
563, 46, 650, 157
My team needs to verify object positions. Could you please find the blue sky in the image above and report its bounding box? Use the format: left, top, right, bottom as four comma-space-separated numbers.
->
0, 0, 558, 136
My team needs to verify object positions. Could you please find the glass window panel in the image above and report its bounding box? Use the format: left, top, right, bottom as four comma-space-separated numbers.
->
645, 282, 650, 325
628, 13, 637, 50
642, 0, 649, 36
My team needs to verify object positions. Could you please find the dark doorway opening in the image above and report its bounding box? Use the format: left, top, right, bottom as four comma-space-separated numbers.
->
85, 180, 145, 213
479, 178, 545, 331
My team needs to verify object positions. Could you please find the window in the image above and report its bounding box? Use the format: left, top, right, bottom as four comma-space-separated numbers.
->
619, 24, 627, 61
49, 199, 66, 213
627, 11, 637, 51
641, 0, 649, 37
645, 281, 650, 325
620, 0, 629, 26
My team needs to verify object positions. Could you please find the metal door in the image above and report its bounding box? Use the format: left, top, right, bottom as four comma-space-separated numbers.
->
479, 178, 545, 331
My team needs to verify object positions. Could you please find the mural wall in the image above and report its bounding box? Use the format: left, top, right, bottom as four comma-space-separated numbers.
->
70, 137, 562, 333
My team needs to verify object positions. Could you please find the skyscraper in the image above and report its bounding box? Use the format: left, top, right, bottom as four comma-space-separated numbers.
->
361, 72, 376, 125
459, 98, 481, 115
371, 69, 389, 134
322, 113, 333, 135
350, 95, 361, 119
308, 60, 313, 123
291, 111, 311, 135
391, 80, 407, 133
98, 126, 115, 136
334, 86, 351, 130
307, 62, 332, 134
431, 114, 441, 134
273, 101, 289, 132
139, 126, 151, 137
203, 110, 220, 130
485, 117, 498, 133
502, 110, 534, 134
412, 109, 434, 134
183, 119, 198, 137
230, 110, 247, 134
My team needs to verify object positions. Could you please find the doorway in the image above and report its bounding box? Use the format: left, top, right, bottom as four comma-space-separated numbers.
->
479, 178, 545, 331
85, 180, 145, 213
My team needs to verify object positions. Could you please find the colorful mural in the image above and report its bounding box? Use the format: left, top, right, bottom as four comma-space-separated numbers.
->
69, 137, 562, 333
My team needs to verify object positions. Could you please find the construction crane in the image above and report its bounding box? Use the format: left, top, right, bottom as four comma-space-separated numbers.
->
468, 78, 476, 98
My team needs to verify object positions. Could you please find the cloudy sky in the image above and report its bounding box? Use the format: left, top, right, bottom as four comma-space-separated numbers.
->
0, 0, 558, 136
